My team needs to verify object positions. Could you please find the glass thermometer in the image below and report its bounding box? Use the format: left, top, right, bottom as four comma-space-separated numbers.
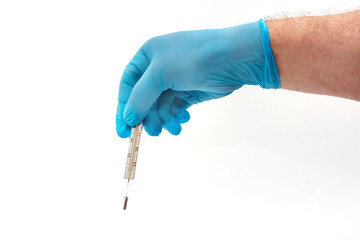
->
123, 122, 143, 210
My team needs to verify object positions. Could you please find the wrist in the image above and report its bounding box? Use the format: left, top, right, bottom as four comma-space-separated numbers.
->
218, 20, 280, 89
258, 19, 281, 89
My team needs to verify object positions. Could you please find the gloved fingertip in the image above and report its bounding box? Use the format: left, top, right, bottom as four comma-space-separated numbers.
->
123, 108, 141, 127
144, 125, 162, 136
116, 124, 131, 138
177, 109, 190, 123
171, 129, 181, 136
143, 111, 162, 137
165, 118, 182, 136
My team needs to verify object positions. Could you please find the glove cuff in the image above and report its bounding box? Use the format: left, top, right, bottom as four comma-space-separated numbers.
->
258, 19, 281, 89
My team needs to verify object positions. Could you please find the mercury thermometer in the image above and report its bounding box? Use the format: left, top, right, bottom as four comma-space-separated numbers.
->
123, 122, 143, 210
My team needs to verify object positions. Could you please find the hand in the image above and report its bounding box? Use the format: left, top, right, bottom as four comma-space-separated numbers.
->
116, 19, 280, 138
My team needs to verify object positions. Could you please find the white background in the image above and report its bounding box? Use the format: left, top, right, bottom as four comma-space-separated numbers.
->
1, 0, 360, 239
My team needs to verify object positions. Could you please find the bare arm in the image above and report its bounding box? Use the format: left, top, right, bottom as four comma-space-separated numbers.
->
266, 10, 360, 101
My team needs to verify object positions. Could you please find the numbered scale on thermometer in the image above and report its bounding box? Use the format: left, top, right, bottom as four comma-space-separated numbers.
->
123, 122, 143, 210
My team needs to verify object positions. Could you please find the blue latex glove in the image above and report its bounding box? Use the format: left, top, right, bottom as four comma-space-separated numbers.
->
116, 19, 280, 138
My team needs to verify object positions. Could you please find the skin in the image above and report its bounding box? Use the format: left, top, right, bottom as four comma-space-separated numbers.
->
266, 10, 360, 101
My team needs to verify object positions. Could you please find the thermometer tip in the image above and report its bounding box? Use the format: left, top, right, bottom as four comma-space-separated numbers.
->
123, 196, 128, 210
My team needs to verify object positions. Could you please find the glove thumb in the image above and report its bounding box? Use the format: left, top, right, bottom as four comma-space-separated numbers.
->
123, 67, 162, 126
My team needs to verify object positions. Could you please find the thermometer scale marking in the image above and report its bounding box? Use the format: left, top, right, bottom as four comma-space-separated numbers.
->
124, 123, 143, 180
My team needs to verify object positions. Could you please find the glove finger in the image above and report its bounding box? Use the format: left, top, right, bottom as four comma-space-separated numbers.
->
143, 105, 162, 136
116, 49, 150, 138
124, 65, 162, 127
170, 97, 191, 123
174, 109, 190, 124
116, 103, 131, 138
157, 91, 181, 135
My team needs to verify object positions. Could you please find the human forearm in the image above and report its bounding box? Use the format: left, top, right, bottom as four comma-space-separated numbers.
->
116, 12, 359, 137
266, 10, 360, 101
